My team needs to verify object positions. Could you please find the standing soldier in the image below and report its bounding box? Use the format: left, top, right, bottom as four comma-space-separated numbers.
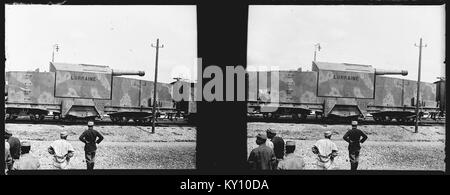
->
13, 141, 40, 170
266, 129, 285, 160
79, 121, 104, 170
343, 121, 368, 171
312, 131, 338, 170
248, 134, 277, 170
265, 129, 274, 150
277, 141, 305, 170
5, 130, 21, 169
48, 131, 75, 169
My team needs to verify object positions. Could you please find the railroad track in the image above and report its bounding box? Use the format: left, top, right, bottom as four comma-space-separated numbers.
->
247, 116, 446, 126
4, 117, 192, 127
5, 116, 444, 127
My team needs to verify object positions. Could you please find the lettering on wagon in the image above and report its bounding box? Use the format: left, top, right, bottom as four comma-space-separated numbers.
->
71, 74, 97, 81
333, 74, 359, 81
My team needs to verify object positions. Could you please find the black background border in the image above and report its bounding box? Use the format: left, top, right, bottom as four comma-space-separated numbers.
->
1, 0, 448, 192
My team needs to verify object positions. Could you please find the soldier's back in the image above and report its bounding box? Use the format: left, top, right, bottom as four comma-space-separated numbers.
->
252, 145, 275, 170
13, 153, 40, 170
277, 154, 305, 170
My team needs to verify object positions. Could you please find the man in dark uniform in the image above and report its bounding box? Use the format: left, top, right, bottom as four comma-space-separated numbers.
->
5, 129, 21, 169
248, 134, 277, 170
79, 121, 104, 170
266, 129, 285, 161
343, 121, 368, 171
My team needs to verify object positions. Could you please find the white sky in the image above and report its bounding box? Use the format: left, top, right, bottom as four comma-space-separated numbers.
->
248, 5, 446, 83
5, 5, 197, 83
5, 5, 445, 84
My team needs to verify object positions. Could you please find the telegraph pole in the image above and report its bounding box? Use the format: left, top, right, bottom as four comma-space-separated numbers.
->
314, 43, 321, 61
414, 38, 427, 133
151, 38, 164, 133
52, 44, 60, 62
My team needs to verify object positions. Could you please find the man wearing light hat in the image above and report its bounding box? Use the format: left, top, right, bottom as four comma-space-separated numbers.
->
13, 141, 40, 170
248, 133, 277, 170
79, 121, 104, 170
48, 131, 75, 169
277, 141, 305, 170
312, 131, 338, 170
343, 121, 368, 171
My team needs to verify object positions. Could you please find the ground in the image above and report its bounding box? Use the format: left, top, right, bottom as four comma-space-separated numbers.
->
5, 124, 196, 169
247, 122, 445, 171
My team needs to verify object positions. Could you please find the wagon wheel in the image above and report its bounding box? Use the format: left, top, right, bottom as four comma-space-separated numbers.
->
38, 114, 46, 121
292, 113, 299, 120
270, 113, 280, 119
300, 113, 308, 120
120, 117, 129, 124
133, 118, 144, 125
5, 114, 16, 121
373, 116, 380, 122
29, 114, 38, 121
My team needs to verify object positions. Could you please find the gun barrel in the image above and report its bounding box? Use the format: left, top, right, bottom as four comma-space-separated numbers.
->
375, 69, 408, 76
112, 70, 145, 76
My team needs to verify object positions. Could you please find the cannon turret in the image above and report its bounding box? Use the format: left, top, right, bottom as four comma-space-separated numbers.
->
375, 69, 408, 76
112, 69, 145, 76
49, 62, 146, 100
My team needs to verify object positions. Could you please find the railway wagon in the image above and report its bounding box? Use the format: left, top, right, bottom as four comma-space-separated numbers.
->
434, 79, 446, 117
248, 61, 439, 121
5, 62, 177, 124
367, 76, 438, 122
170, 80, 198, 123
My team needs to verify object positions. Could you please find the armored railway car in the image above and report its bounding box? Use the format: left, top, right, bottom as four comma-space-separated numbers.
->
5, 62, 184, 124
248, 61, 441, 122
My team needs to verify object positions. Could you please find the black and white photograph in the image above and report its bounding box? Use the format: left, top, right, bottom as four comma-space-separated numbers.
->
2, 1, 448, 186
246, 5, 445, 171
4, 5, 197, 171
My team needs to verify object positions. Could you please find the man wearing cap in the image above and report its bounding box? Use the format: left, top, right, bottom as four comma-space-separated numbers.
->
266, 129, 285, 160
265, 129, 274, 150
48, 131, 75, 169
312, 131, 338, 170
343, 121, 368, 171
5, 129, 21, 169
248, 133, 277, 170
79, 121, 104, 170
13, 141, 40, 170
277, 141, 305, 170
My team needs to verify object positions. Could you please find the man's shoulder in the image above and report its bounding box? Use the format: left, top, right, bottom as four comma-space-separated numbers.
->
255, 145, 271, 152
274, 136, 284, 142
9, 136, 20, 143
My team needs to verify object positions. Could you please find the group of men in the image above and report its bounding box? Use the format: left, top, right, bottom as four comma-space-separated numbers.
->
4, 121, 104, 174
248, 121, 368, 171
